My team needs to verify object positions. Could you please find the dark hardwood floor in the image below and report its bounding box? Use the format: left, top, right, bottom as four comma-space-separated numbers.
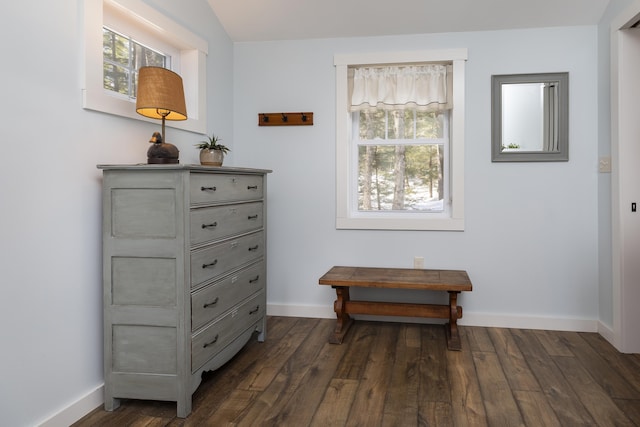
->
74, 316, 640, 426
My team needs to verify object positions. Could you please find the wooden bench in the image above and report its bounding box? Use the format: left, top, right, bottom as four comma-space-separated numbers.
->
318, 266, 472, 350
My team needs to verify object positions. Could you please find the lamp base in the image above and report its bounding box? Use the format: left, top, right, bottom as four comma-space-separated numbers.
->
147, 142, 179, 164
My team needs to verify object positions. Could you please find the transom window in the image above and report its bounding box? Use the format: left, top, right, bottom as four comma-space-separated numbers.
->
82, 0, 209, 134
102, 27, 168, 99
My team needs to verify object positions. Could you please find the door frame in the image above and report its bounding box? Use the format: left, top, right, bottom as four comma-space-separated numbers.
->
610, 2, 640, 353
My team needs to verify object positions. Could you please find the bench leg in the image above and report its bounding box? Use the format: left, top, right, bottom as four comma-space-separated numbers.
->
445, 291, 463, 351
330, 286, 353, 344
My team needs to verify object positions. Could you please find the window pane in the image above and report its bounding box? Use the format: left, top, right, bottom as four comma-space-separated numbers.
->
387, 110, 416, 139
102, 27, 167, 98
357, 144, 444, 212
358, 110, 386, 140
416, 111, 444, 139
103, 63, 129, 94
132, 41, 166, 69
103, 29, 129, 66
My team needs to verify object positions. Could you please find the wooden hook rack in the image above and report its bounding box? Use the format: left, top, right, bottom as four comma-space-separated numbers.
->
258, 112, 314, 126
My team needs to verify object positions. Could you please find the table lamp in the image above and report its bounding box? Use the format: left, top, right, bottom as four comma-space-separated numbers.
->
136, 66, 187, 164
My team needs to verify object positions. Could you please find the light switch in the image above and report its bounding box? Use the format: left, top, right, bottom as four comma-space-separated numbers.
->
599, 157, 611, 173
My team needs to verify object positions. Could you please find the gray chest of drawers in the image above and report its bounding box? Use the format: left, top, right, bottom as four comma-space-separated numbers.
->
98, 164, 271, 417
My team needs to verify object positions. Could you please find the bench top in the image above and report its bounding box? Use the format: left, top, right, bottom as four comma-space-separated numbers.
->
319, 266, 472, 291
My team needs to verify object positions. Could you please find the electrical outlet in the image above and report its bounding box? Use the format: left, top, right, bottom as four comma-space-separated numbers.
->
414, 256, 424, 269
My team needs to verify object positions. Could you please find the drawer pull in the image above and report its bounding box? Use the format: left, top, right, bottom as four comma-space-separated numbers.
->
247, 185, 258, 190
249, 275, 260, 283
248, 215, 258, 220
203, 334, 219, 348
202, 259, 218, 268
202, 222, 218, 229
203, 297, 219, 308
248, 245, 259, 252
249, 305, 260, 315
201, 186, 217, 191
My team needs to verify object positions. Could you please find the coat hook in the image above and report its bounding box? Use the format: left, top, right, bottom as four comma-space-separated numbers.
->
262, 114, 269, 123
301, 112, 307, 122
281, 113, 288, 122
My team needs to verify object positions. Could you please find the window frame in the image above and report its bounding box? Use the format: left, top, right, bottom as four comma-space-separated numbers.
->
334, 50, 467, 231
81, 0, 208, 134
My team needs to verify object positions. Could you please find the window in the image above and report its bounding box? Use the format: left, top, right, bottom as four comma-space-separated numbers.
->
82, 0, 208, 134
102, 27, 168, 98
334, 50, 467, 231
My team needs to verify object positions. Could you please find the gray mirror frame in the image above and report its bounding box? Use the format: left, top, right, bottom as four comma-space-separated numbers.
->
491, 72, 569, 162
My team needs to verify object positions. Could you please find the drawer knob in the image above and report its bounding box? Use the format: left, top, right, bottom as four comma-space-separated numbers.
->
202, 259, 218, 268
248, 245, 259, 252
203, 297, 219, 308
247, 185, 258, 190
249, 305, 260, 315
249, 275, 260, 283
203, 334, 219, 348
247, 215, 258, 220
201, 186, 217, 191
202, 222, 218, 229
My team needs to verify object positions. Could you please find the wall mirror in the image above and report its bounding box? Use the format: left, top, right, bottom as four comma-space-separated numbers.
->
491, 72, 569, 162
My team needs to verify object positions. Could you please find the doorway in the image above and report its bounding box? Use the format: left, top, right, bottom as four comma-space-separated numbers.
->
611, 7, 640, 353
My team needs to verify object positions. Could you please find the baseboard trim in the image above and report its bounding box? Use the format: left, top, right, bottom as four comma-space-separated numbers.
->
38, 385, 104, 427
267, 303, 599, 332
597, 321, 618, 348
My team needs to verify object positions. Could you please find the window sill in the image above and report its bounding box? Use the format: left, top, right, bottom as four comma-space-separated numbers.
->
336, 216, 464, 231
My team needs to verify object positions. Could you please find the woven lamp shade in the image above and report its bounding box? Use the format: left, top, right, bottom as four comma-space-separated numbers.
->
136, 67, 187, 121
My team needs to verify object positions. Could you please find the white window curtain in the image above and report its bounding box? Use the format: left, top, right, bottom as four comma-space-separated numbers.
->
349, 64, 452, 112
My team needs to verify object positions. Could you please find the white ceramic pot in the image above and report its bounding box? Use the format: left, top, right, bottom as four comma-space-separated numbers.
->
199, 149, 224, 166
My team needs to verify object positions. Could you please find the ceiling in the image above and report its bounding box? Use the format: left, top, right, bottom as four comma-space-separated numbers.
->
207, 0, 611, 42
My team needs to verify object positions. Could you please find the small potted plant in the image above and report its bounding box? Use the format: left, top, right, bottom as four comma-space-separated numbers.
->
196, 133, 230, 166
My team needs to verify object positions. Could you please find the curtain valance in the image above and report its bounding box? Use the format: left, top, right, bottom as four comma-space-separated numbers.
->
349, 64, 452, 112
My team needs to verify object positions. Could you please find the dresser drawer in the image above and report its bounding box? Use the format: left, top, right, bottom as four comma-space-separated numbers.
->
191, 261, 265, 331
190, 202, 263, 246
190, 231, 264, 287
191, 291, 265, 372
190, 173, 263, 205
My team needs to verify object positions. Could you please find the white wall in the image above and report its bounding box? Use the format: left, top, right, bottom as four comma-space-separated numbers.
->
233, 26, 601, 328
0, 1, 233, 426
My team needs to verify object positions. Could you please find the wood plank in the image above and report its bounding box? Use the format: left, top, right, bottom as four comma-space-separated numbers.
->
510, 328, 597, 426
261, 342, 348, 426
488, 327, 539, 391
310, 378, 359, 427
446, 327, 488, 427
465, 326, 495, 353
345, 322, 397, 427
419, 325, 454, 425
580, 332, 640, 395
319, 266, 472, 291
532, 329, 574, 357
333, 321, 378, 380
512, 390, 562, 427
381, 324, 421, 426
233, 318, 340, 425
473, 350, 525, 426
345, 300, 457, 318
556, 331, 639, 399
553, 355, 635, 426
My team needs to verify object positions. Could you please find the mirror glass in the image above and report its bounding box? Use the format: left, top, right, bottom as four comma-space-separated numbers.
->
492, 72, 569, 162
